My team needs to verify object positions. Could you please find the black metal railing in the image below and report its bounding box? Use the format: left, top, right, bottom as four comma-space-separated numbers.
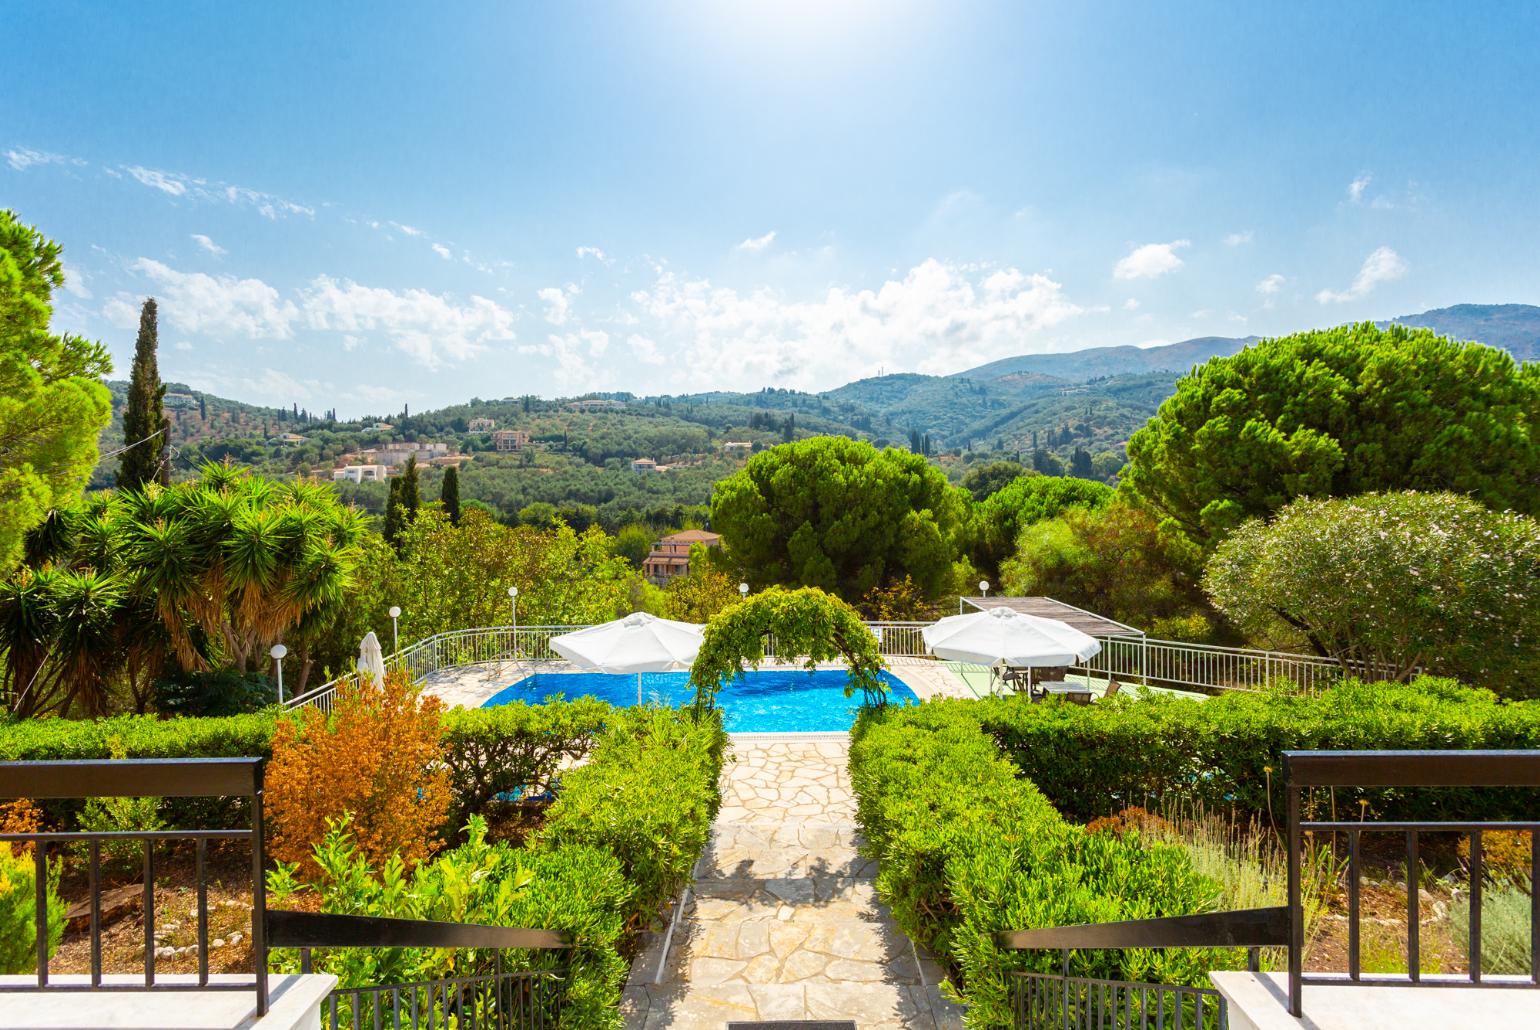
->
268, 911, 570, 1030
998, 908, 1288, 1029
0, 758, 270, 1013
0, 758, 572, 1030
1285, 749, 1540, 1015
997, 749, 1540, 1027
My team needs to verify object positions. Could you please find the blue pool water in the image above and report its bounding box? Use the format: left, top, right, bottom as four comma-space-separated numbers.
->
480, 668, 917, 732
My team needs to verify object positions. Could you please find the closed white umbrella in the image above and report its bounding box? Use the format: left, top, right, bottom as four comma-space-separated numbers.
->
357, 630, 387, 689
549, 612, 705, 705
922, 606, 1100, 671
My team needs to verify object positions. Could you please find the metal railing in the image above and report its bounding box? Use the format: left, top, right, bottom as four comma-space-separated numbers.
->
268, 910, 569, 1030
0, 758, 270, 1014
999, 909, 1287, 1029
996, 750, 1540, 1027
0, 758, 571, 1029
284, 620, 1397, 715
285, 621, 935, 713
1071, 636, 1406, 694
1285, 749, 1540, 1015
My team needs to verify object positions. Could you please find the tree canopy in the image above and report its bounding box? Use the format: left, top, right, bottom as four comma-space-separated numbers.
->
0, 464, 366, 715
1124, 322, 1540, 550
1204, 491, 1540, 696
0, 209, 113, 571
960, 460, 1028, 501
710, 436, 967, 601
119, 298, 169, 491
972, 474, 1113, 575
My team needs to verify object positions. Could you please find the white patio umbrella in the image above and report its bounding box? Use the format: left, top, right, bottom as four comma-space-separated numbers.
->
357, 631, 387, 689
549, 612, 706, 705
922, 607, 1101, 692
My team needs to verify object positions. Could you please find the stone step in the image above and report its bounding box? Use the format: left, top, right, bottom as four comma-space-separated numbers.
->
622, 982, 965, 1030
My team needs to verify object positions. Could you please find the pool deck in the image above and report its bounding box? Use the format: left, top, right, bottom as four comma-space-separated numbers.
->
419, 656, 978, 710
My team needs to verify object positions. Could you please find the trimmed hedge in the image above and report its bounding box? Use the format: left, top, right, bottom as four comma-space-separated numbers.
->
977, 677, 1540, 823
534, 706, 727, 938
850, 700, 1232, 1029
0, 701, 616, 828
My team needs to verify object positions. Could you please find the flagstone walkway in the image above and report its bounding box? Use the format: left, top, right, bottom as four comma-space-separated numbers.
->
621, 735, 965, 1030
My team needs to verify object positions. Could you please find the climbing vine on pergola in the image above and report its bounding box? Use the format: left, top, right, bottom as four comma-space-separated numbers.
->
689, 587, 889, 714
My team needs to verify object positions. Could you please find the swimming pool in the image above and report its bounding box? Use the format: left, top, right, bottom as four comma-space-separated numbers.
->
480, 668, 918, 732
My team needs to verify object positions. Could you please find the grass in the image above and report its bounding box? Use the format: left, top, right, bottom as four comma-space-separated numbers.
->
1115, 802, 1340, 969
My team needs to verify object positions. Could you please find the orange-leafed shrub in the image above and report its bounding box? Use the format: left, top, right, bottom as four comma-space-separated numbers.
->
1086, 806, 1173, 838
1460, 829, 1533, 883
266, 670, 451, 879
0, 800, 42, 855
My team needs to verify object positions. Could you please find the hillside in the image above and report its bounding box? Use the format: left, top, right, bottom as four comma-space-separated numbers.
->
92, 303, 1538, 521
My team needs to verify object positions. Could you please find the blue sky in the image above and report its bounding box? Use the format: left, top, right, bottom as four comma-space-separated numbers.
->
5, 1, 1538, 415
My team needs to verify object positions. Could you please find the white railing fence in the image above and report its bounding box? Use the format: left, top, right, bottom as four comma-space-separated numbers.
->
1071, 636, 1406, 695
282, 621, 1389, 713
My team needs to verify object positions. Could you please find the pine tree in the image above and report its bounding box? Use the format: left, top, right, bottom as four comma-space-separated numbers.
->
440, 465, 461, 526
198, 393, 207, 421
119, 298, 169, 490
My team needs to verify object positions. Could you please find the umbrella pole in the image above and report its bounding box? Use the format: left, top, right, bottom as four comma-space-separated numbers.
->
637, 671, 643, 707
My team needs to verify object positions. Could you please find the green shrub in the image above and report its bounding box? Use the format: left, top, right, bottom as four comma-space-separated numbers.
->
850, 701, 1233, 1028
0, 843, 66, 975
269, 815, 629, 1030
268, 705, 725, 1030
534, 706, 726, 937
978, 678, 1540, 824
153, 669, 278, 717
440, 699, 612, 824
1451, 876, 1535, 975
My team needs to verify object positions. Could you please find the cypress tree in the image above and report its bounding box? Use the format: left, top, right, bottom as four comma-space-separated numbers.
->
383, 477, 405, 548
198, 393, 207, 421
440, 465, 461, 525
119, 298, 169, 489
400, 455, 421, 520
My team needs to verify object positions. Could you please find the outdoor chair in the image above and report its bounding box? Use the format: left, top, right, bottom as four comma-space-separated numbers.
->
1099, 679, 1121, 701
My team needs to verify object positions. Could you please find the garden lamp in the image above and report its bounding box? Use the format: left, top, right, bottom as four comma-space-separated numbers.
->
388, 606, 401, 652
270, 643, 288, 704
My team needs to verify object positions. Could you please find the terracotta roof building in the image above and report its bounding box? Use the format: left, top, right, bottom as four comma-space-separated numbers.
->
642, 529, 722, 584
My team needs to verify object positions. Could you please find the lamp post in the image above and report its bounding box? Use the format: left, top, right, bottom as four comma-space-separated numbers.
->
270, 643, 288, 704
979, 580, 990, 599
508, 586, 519, 630
388, 606, 401, 653
738, 582, 749, 601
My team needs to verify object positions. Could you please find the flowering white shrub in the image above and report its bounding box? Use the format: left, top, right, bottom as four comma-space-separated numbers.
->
1204, 491, 1540, 695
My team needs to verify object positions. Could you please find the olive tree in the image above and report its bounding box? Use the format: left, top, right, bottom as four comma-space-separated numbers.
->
1204, 491, 1540, 695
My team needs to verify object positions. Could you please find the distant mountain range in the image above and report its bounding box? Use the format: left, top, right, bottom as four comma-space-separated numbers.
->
951, 303, 1540, 384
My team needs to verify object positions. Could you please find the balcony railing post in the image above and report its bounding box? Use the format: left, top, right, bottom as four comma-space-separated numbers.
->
1287, 774, 1303, 1017
252, 762, 269, 1016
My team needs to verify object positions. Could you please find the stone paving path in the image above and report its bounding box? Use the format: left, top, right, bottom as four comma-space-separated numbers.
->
622, 736, 964, 1030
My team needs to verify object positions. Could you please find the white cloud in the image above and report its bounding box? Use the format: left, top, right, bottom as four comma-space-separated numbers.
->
520, 330, 614, 388
5, 147, 86, 171
126, 165, 191, 196
393, 223, 424, 237
736, 230, 777, 253
1348, 173, 1372, 203
1223, 230, 1254, 246
190, 233, 226, 256
1113, 240, 1189, 280
537, 285, 578, 326
301, 276, 516, 367
174, 341, 193, 351
626, 258, 1083, 393
1315, 246, 1407, 304
60, 262, 92, 299
431, 243, 452, 260
118, 164, 314, 218
1123, 298, 1141, 311
1256, 273, 1285, 296
628, 334, 665, 365
123, 258, 297, 338
576, 246, 610, 263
